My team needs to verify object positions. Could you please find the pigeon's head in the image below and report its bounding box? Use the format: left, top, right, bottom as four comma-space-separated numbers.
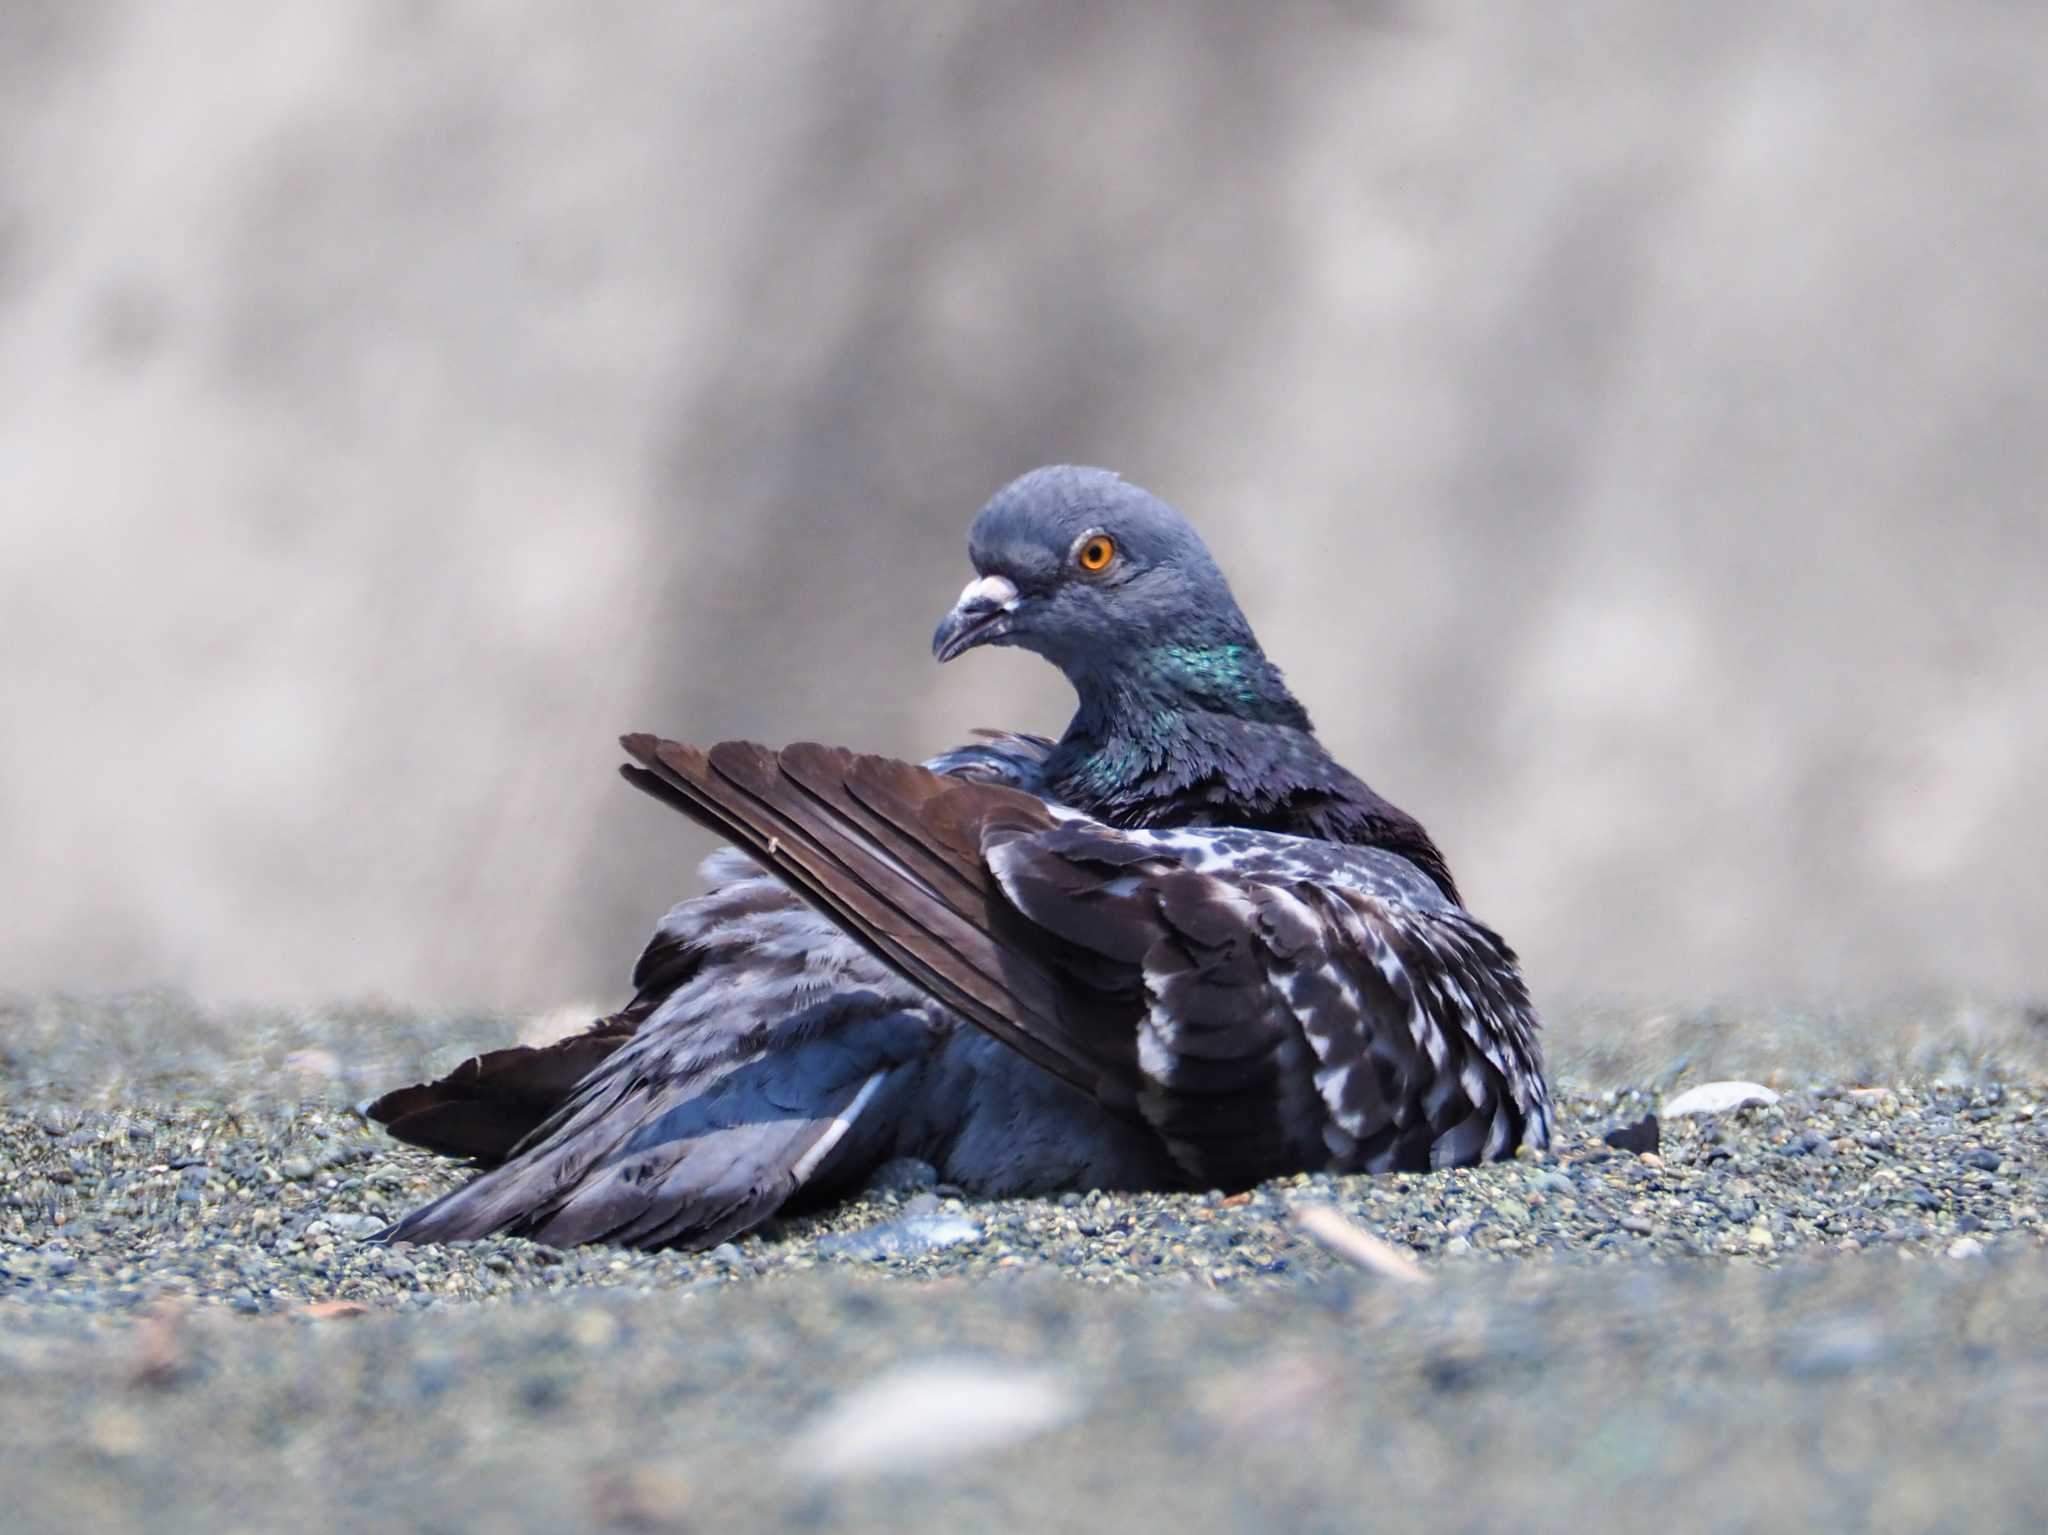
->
932, 466, 1258, 684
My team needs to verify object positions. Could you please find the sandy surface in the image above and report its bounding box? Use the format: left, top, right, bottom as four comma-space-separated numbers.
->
2, 993, 2045, 1533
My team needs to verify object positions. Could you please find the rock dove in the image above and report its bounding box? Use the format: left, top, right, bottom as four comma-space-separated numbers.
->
371, 466, 1550, 1250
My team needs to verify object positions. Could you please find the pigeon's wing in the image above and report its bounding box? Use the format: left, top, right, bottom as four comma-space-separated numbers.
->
620, 738, 1549, 1186
987, 820, 1550, 1180
619, 736, 1141, 1109
377, 853, 938, 1250
369, 732, 1058, 1170
366, 857, 805, 1167
380, 1009, 917, 1252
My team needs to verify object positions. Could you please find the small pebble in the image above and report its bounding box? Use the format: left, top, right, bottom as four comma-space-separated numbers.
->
864, 1158, 940, 1197
1663, 1082, 1781, 1117
784, 1358, 1079, 1480
819, 1212, 985, 1262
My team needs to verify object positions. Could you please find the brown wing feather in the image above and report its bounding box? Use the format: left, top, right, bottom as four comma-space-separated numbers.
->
619, 735, 1125, 1104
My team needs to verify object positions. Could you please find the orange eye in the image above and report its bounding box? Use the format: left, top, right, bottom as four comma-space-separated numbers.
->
1076, 534, 1116, 573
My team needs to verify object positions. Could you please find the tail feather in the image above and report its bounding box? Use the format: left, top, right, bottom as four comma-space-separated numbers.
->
367, 1018, 638, 1166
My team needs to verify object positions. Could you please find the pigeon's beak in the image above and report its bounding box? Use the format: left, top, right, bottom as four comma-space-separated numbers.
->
932, 573, 1020, 663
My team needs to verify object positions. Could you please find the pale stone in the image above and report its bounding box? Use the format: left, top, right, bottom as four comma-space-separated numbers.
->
1662, 1081, 1781, 1116
786, 1358, 1078, 1480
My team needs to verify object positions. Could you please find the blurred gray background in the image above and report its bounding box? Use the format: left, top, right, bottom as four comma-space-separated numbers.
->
2, 0, 2043, 1014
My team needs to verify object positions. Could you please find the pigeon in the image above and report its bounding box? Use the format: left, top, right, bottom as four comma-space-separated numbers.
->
370, 466, 1550, 1250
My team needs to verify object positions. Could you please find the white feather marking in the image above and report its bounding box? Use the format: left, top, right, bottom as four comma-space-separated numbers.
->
1314, 1061, 1353, 1105
1259, 884, 1320, 932
1372, 945, 1409, 993
1460, 1060, 1489, 1108
1136, 1024, 1178, 1084
1419, 1015, 1447, 1069
790, 1070, 888, 1183
1333, 971, 1363, 1016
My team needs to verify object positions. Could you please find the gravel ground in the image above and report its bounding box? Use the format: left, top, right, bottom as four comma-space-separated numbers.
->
2, 992, 2046, 1532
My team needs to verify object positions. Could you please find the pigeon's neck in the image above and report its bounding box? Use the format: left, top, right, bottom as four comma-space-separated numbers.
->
1046, 639, 1315, 815
1080, 638, 1309, 736
1040, 636, 1464, 904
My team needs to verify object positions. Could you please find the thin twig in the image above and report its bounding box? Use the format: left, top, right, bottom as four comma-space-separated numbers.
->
1293, 1203, 1432, 1285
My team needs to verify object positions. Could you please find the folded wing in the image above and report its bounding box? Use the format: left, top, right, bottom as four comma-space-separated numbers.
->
620, 738, 1549, 1187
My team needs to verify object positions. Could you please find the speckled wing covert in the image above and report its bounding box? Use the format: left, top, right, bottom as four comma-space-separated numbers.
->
619, 736, 1551, 1189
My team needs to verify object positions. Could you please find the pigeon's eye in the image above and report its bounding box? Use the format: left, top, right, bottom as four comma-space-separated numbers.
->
1075, 534, 1117, 574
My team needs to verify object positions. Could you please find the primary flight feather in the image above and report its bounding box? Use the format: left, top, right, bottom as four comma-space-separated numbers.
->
372, 466, 1551, 1250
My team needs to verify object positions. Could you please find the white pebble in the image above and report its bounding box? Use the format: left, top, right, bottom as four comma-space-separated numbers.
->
785, 1357, 1079, 1480
1662, 1081, 1781, 1117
